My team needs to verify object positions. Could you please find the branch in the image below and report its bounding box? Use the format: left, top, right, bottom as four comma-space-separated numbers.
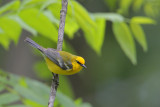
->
48, 0, 68, 107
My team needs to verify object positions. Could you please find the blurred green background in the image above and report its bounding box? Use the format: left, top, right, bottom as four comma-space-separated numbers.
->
0, 0, 160, 107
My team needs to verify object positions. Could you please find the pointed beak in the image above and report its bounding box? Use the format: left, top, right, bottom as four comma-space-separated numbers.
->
81, 64, 87, 69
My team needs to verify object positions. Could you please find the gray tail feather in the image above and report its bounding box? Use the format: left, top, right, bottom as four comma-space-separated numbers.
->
24, 37, 44, 52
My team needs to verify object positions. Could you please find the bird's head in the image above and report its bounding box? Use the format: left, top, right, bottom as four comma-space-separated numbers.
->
75, 57, 87, 68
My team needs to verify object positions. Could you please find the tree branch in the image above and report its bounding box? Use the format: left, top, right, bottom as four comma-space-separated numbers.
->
48, 0, 68, 107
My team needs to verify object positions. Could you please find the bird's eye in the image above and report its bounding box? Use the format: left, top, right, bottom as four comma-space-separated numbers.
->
76, 60, 81, 65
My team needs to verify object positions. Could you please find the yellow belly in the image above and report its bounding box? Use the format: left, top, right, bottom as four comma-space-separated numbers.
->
45, 58, 82, 75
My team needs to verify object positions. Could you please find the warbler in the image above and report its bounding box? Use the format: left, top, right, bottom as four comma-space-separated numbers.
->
25, 37, 86, 75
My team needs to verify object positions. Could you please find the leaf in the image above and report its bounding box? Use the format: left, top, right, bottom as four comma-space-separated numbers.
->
14, 85, 47, 105
9, 15, 37, 36
0, 17, 22, 45
0, 93, 20, 105
144, 3, 156, 17
93, 18, 106, 55
104, 0, 117, 11
48, 2, 79, 38
65, 16, 79, 39
131, 17, 156, 24
130, 23, 147, 52
0, 0, 20, 15
48, 2, 61, 20
0, 34, 10, 49
113, 22, 136, 64
72, 1, 96, 28
0, 70, 93, 107
83, 18, 106, 55
119, 0, 133, 14
93, 13, 124, 22
56, 91, 75, 107
19, 8, 58, 42
75, 98, 83, 106
19, 77, 28, 87
25, 77, 50, 99
133, 0, 143, 12
40, 0, 58, 12
24, 0, 46, 6
43, 10, 59, 24
23, 99, 45, 107
5, 104, 27, 107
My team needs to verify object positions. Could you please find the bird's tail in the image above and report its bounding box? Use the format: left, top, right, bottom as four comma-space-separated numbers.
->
24, 37, 44, 52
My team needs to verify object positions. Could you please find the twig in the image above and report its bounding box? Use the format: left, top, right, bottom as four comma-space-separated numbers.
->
48, 0, 68, 107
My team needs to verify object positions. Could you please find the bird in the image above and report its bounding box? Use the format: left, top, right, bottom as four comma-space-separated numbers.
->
24, 37, 86, 75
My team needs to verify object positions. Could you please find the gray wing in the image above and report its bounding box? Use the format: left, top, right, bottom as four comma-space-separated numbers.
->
43, 48, 72, 70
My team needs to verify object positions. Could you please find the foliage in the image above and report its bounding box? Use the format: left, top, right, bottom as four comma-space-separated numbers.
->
0, 70, 92, 107
0, 0, 156, 64
105, 0, 160, 17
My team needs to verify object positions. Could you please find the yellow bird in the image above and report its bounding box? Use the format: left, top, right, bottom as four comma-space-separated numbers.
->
25, 37, 86, 75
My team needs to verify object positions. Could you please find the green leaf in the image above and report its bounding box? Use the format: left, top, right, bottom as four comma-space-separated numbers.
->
40, 0, 58, 12
94, 18, 106, 55
72, 1, 96, 28
48, 2, 79, 38
119, 0, 133, 14
131, 17, 156, 24
75, 98, 92, 107
23, 99, 45, 107
0, 34, 10, 49
5, 104, 27, 107
65, 16, 79, 39
26, 76, 50, 99
75, 98, 82, 106
133, 0, 143, 12
14, 85, 47, 105
84, 18, 106, 55
0, 0, 20, 15
24, 0, 46, 6
19, 77, 28, 87
48, 2, 61, 20
144, 3, 156, 17
113, 22, 136, 64
43, 10, 59, 24
9, 15, 37, 36
56, 91, 75, 107
105, 0, 117, 11
0, 17, 22, 45
19, 8, 58, 42
130, 23, 147, 52
0, 93, 20, 105
93, 13, 124, 22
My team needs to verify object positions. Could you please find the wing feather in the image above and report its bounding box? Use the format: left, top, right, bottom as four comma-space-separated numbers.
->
44, 49, 72, 70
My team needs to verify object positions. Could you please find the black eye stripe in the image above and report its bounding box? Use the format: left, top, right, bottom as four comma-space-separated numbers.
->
76, 60, 81, 65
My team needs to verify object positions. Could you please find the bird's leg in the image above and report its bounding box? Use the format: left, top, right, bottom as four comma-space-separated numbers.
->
52, 73, 59, 89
